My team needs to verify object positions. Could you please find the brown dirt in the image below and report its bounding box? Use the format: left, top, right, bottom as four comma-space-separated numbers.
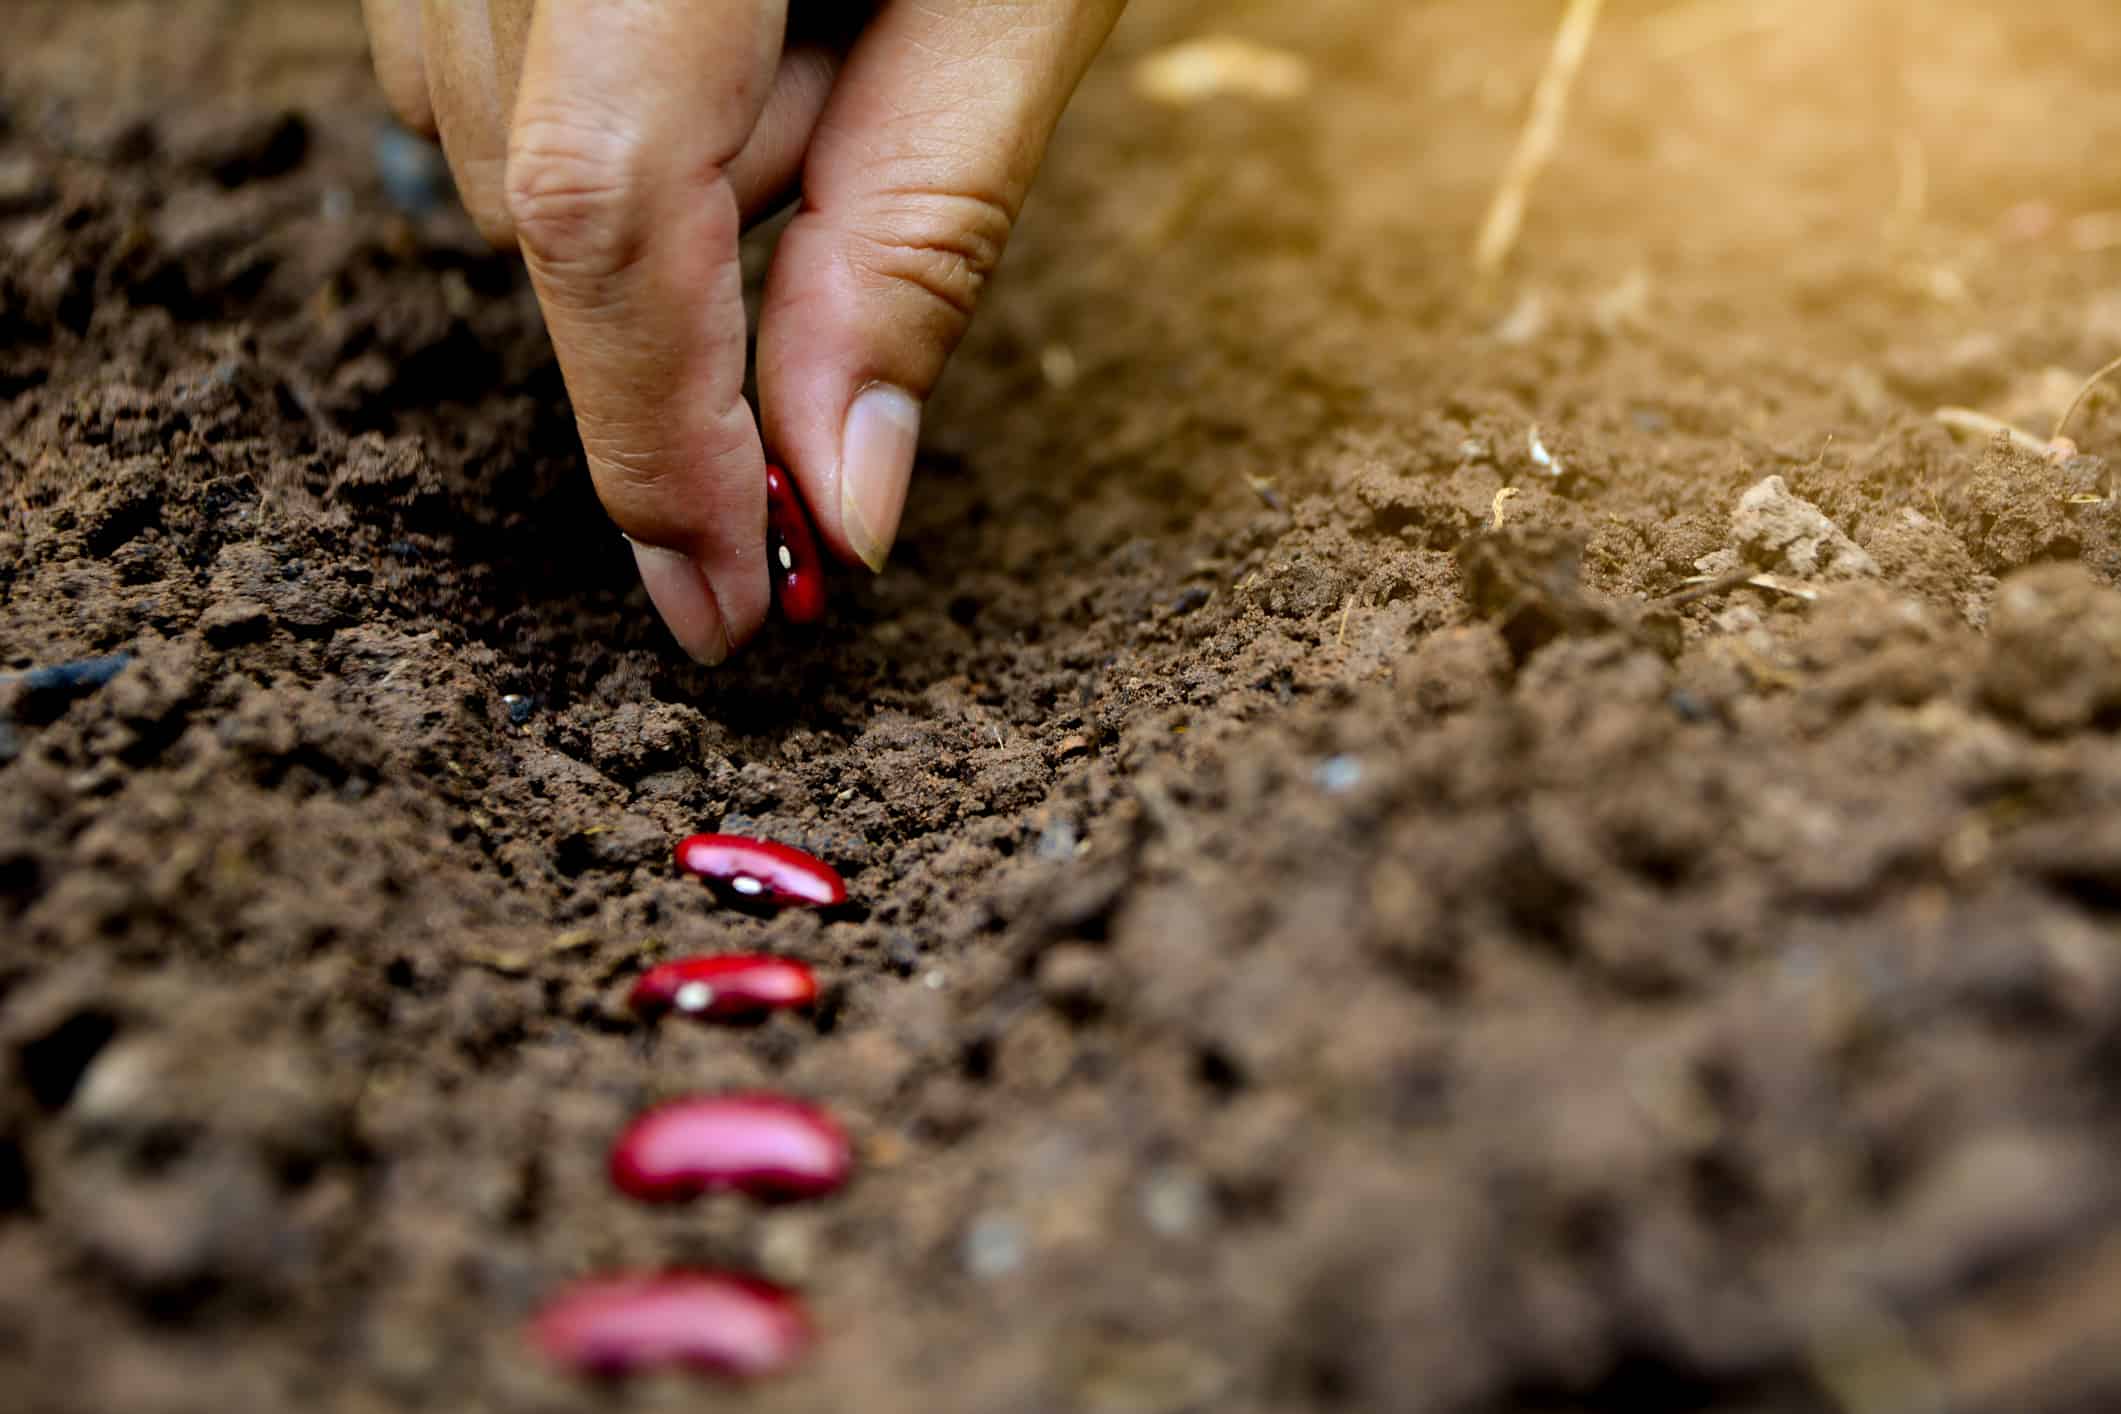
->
7, 2, 2121, 1411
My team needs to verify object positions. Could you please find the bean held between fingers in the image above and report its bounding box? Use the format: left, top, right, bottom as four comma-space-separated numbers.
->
765, 464, 828, 623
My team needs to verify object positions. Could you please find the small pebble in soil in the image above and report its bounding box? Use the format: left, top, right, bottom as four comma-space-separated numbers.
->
1312, 755, 1363, 794
0, 154, 57, 217
765, 464, 827, 624
1140, 1166, 1212, 1238
502, 693, 536, 725
675, 834, 847, 909
371, 124, 452, 215
628, 955, 818, 1023
962, 1213, 1027, 1279
1667, 689, 1714, 723
610, 1094, 852, 1203
529, 1271, 810, 1380
1171, 585, 1212, 616
3, 652, 133, 698
884, 933, 923, 976
1035, 818, 1081, 860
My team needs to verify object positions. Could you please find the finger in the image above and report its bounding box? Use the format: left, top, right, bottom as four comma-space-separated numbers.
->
421, 0, 534, 246
363, 0, 436, 136
508, 0, 787, 664
727, 44, 841, 224
756, 0, 1126, 572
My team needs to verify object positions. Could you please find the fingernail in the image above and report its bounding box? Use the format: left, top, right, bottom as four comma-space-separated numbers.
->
838, 384, 920, 573
628, 539, 730, 667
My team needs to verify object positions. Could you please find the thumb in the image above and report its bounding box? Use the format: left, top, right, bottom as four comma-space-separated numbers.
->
756, 0, 1124, 573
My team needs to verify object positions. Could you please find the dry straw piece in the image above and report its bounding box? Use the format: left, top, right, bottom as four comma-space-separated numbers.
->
2051, 354, 2121, 447
1474, 0, 1607, 280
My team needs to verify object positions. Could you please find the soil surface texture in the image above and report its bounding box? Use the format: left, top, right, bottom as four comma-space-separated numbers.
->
8, 2, 2121, 1411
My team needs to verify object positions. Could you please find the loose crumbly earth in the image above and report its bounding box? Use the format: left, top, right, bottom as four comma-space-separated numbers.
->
7, 3, 2121, 1411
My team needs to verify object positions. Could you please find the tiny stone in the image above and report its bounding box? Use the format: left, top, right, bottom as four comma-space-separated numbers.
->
0, 154, 55, 217
1667, 689, 1713, 723
758, 1218, 819, 1285
372, 123, 452, 215
923, 970, 947, 991
1313, 755, 1363, 794
1036, 818, 1081, 860
1141, 1166, 1211, 1238
885, 934, 922, 976
1040, 344, 1079, 389
962, 1213, 1026, 1279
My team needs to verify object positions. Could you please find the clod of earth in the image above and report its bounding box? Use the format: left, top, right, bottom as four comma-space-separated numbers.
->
675, 834, 847, 909
765, 464, 827, 625
610, 1094, 853, 1203
1695, 474, 1878, 582
528, 1271, 810, 1380
628, 955, 819, 1023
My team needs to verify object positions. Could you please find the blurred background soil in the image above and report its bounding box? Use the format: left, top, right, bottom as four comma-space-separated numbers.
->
7, 1, 2121, 1410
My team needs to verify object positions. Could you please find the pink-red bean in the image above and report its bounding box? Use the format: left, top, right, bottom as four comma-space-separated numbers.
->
610, 1093, 852, 1203
529, 1271, 809, 1379
765, 464, 827, 625
675, 834, 847, 909
628, 955, 818, 1022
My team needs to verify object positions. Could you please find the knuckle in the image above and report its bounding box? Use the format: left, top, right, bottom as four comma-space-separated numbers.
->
846, 188, 1016, 328
504, 111, 650, 278
586, 435, 679, 502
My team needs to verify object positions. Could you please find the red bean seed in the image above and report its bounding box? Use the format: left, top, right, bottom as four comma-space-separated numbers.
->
629, 955, 818, 1022
529, 1271, 810, 1379
765, 464, 827, 625
611, 1093, 852, 1203
675, 834, 847, 909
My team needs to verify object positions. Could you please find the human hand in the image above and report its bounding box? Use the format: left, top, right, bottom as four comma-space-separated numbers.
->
361, 0, 1125, 662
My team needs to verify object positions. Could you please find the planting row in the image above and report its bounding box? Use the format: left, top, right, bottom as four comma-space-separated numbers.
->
529, 831, 853, 1381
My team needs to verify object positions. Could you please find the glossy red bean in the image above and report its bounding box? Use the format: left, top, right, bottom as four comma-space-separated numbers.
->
765, 464, 826, 625
675, 834, 846, 909
629, 955, 818, 1022
611, 1093, 852, 1203
529, 1271, 810, 1379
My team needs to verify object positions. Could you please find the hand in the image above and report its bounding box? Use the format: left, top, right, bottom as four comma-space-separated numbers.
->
361, 0, 1125, 662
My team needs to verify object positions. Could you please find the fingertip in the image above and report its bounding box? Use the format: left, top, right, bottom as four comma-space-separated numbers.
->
362, 0, 437, 136
838, 384, 919, 573
629, 539, 731, 667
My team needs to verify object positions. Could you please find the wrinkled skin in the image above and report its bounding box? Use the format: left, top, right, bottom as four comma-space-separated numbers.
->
360, 0, 1126, 662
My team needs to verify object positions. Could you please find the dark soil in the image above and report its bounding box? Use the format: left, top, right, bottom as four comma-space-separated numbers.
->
8, 2, 2121, 1410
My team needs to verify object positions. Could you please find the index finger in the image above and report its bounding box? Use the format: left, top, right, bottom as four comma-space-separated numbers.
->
505, 0, 786, 664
